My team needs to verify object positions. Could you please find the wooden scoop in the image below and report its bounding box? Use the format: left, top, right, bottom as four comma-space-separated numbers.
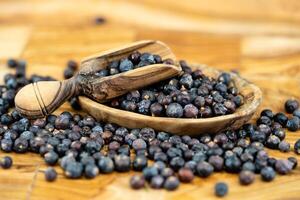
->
15, 40, 181, 119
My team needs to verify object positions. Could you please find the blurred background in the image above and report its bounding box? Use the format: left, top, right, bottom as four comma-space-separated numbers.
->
1, 0, 300, 111
1, 0, 300, 109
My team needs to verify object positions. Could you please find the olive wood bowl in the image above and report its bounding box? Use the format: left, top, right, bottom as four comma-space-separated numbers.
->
79, 64, 262, 135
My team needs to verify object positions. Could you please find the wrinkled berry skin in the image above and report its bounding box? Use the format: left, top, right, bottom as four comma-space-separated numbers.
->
45, 167, 57, 182
166, 103, 183, 118
215, 182, 228, 197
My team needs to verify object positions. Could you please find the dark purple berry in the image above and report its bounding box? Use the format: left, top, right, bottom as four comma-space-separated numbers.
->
130, 175, 145, 189
0, 156, 13, 169
239, 170, 255, 185
164, 176, 179, 191
45, 167, 57, 182
285, 99, 299, 113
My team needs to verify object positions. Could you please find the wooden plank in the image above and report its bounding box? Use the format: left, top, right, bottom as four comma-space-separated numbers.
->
0, 0, 300, 199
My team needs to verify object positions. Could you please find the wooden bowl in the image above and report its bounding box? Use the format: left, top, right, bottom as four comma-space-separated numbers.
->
79, 64, 262, 135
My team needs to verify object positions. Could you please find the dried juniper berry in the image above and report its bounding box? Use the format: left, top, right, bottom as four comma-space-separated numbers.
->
166, 103, 183, 118
294, 139, 300, 154
239, 170, 255, 185
242, 162, 255, 172
114, 154, 131, 172
132, 138, 147, 151
287, 157, 298, 169
64, 161, 83, 179
150, 175, 164, 189
208, 155, 224, 171
215, 182, 228, 197
13, 138, 29, 153
139, 128, 156, 143
278, 140, 290, 152
44, 151, 59, 166
130, 175, 145, 189
183, 104, 198, 118
265, 135, 280, 149
286, 116, 299, 132
169, 157, 185, 171
285, 99, 299, 113
0, 156, 13, 169
84, 164, 99, 179
275, 159, 293, 174
132, 155, 148, 171
178, 168, 194, 183
164, 176, 180, 191
143, 166, 159, 181
260, 167, 275, 182
196, 161, 214, 177
161, 167, 174, 178
274, 112, 288, 127
45, 167, 57, 182
150, 103, 164, 116
1, 139, 13, 152
98, 157, 114, 173
224, 156, 241, 173
293, 109, 300, 118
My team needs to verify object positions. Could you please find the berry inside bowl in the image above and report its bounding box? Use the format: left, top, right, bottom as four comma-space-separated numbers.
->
79, 64, 262, 135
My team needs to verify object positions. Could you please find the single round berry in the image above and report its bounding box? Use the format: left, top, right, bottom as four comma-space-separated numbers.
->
166, 103, 183, 118
215, 182, 228, 197
0, 156, 13, 169
286, 117, 299, 132
45, 167, 57, 182
278, 141, 290, 152
239, 170, 255, 185
84, 164, 99, 179
285, 99, 299, 113
178, 168, 194, 183
150, 175, 164, 189
130, 175, 145, 189
164, 176, 180, 191
260, 167, 275, 182
196, 161, 214, 177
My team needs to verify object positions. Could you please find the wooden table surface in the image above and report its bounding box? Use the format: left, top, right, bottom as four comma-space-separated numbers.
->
0, 0, 300, 199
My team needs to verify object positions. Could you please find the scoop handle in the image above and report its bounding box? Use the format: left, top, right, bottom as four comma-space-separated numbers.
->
15, 78, 77, 119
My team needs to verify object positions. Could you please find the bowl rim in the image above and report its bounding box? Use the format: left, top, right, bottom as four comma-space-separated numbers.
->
79, 63, 262, 124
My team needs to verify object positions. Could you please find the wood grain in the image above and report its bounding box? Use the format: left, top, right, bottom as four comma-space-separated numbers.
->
0, 0, 300, 200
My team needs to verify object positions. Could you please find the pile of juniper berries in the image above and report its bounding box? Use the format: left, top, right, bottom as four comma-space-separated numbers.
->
0, 58, 299, 197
